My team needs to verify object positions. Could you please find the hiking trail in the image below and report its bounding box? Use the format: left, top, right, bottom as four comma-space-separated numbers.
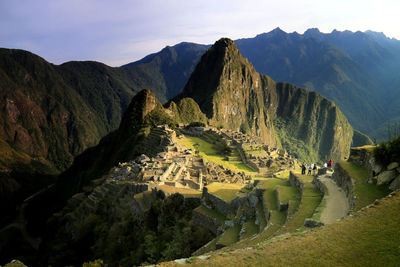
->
318, 172, 349, 224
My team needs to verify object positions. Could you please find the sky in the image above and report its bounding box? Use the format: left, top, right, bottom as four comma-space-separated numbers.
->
1, 0, 399, 66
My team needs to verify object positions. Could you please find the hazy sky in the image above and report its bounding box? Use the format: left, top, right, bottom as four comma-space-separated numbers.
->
1, 0, 399, 66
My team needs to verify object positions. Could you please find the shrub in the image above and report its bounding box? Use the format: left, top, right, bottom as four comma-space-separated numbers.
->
373, 136, 400, 165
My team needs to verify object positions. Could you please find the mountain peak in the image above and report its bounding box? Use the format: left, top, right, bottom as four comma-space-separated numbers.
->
214, 37, 236, 48
175, 37, 255, 117
212, 38, 241, 59
304, 28, 322, 37
119, 89, 162, 134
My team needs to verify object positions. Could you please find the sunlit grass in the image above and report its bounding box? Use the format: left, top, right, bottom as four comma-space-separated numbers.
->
166, 192, 400, 267
206, 182, 244, 203
273, 172, 322, 235
177, 135, 256, 173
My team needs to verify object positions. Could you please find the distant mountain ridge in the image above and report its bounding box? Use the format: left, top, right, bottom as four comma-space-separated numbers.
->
126, 28, 400, 138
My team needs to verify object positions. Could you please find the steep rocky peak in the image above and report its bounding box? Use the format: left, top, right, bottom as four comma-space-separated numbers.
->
119, 89, 161, 132
208, 37, 242, 64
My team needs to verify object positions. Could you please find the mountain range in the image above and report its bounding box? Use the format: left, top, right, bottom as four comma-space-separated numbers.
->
0, 27, 397, 266
1, 27, 396, 227
6, 38, 353, 266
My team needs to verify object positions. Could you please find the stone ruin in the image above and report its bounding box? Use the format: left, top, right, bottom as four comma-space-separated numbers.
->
182, 126, 298, 174
107, 125, 252, 193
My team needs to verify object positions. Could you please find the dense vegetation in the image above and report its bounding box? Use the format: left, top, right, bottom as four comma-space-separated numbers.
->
42, 193, 213, 266
374, 135, 400, 166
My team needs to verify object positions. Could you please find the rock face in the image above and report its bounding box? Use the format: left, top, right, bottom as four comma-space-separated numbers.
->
174, 38, 353, 162
377, 170, 397, 185
174, 38, 279, 147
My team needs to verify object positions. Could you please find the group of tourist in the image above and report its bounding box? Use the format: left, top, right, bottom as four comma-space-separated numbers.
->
300, 162, 317, 176
300, 159, 333, 176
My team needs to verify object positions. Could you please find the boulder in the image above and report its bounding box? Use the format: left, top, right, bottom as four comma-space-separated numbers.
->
389, 176, 400, 191
369, 157, 383, 174
387, 162, 399, 171
304, 218, 324, 228
377, 170, 397, 185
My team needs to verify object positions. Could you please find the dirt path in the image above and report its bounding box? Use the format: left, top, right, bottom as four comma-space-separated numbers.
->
319, 174, 349, 224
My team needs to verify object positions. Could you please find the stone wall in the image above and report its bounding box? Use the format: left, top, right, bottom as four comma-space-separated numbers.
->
348, 148, 382, 176
331, 163, 355, 209
191, 209, 222, 235
201, 187, 233, 217
312, 176, 326, 195
289, 172, 304, 193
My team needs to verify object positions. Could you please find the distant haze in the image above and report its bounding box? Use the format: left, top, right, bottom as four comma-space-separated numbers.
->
1, 0, 399, 66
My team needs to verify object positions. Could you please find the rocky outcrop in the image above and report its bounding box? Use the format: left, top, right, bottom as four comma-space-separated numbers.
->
349, 146, 400, 191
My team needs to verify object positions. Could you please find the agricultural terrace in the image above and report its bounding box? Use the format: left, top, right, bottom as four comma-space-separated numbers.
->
206, 182, 245, 203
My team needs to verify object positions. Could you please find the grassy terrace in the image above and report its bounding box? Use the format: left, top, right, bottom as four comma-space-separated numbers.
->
240, 219, 259, 240
222, 178, 289, 250
276, 185, 300, 209
338, 161, 390, 212
177, 135, 256, 174
216, 224, 241, 247
206, 182, 244, 203
273, 172, 322, 235
164, 191, 400, 267
194, 205, 226, 223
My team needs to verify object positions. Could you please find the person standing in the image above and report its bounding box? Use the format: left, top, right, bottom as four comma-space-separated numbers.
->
308, 165, 312, 175
313, 164, 317, 176
301, 162, 306, 175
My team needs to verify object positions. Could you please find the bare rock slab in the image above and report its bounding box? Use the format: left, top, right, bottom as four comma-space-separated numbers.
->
377, 170, 397, 185
389, 176, 400, 191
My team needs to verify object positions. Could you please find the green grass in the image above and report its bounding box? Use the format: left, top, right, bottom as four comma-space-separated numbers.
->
240, 219, 259, 239
217, 224, 241, 247
174, 191, 400, 267
222, 179, 289, 249
274, 170, 290, 179
206, 182, 243, 203
273, 173, 322, 235
194, 205, 226, 223
276, 186, 300, 207
178, 136, 256, 173
338, 161, 391, 211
